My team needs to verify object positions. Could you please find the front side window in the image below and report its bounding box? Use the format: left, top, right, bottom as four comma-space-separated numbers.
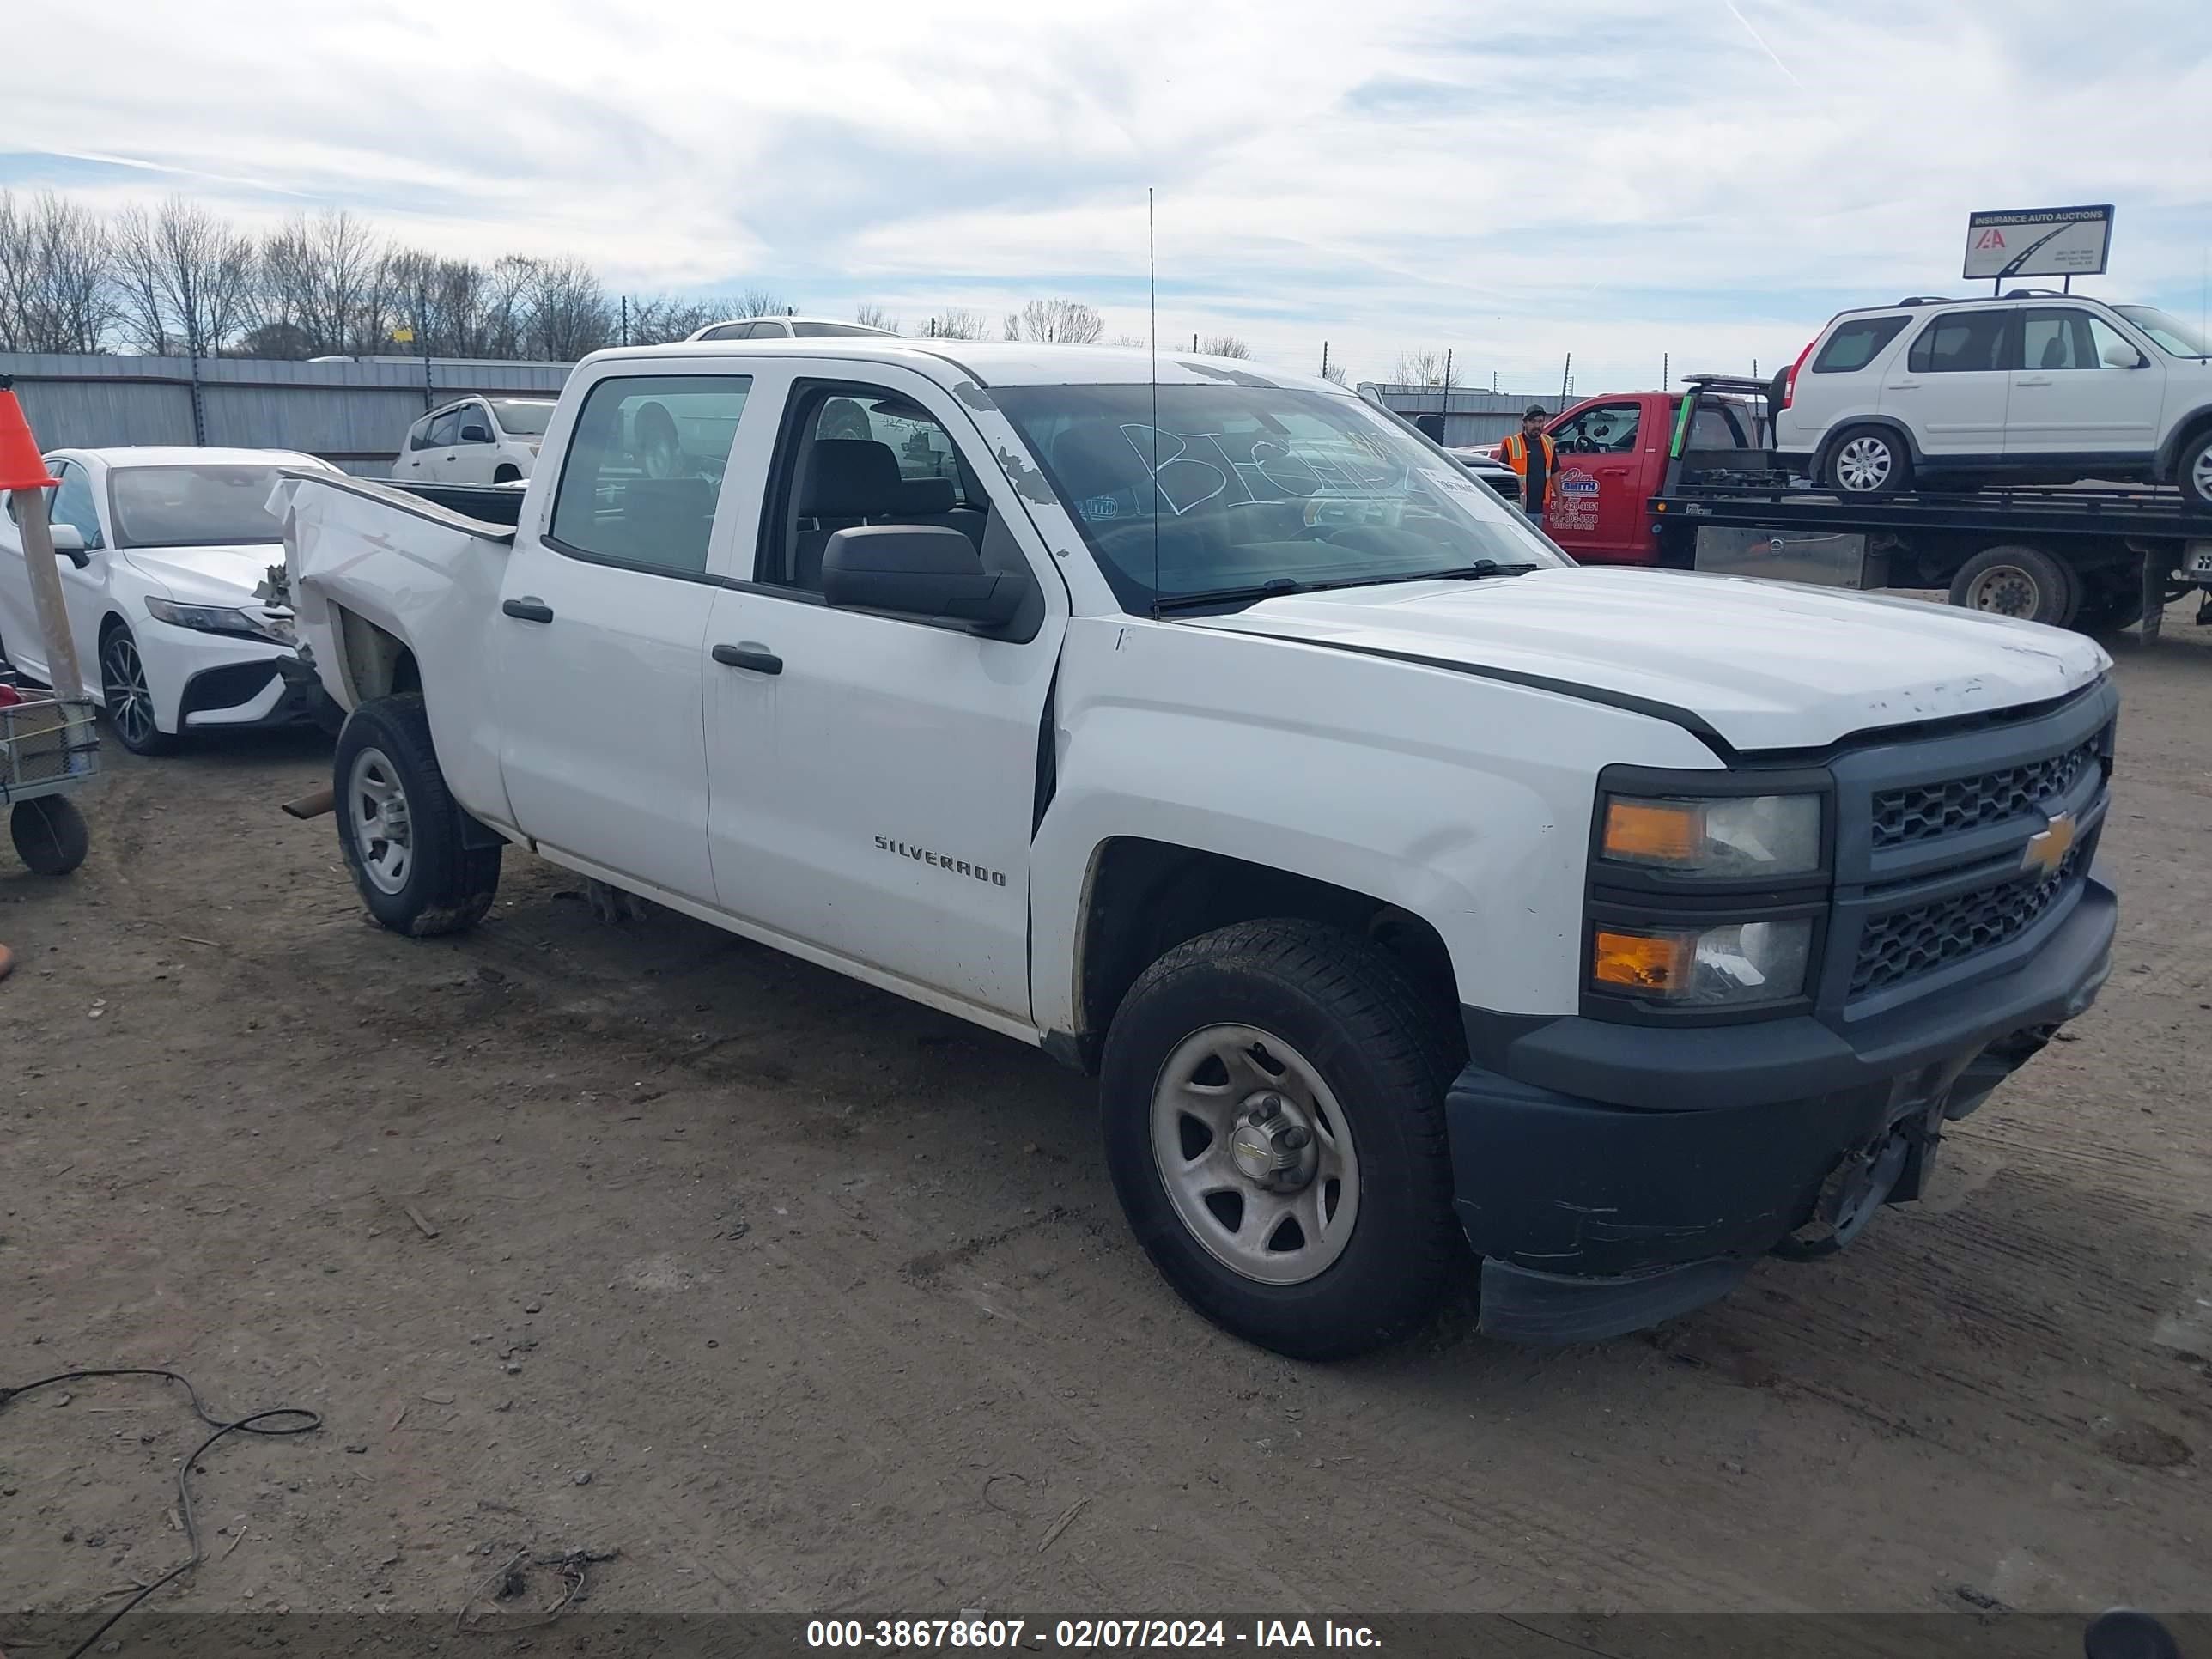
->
488, 398, 555, 436
759, 383, 988, 592
2021, 309, 2094, 370
1812, 314, 1909, 373
1554, 402, 1642, 453
547, 374, 752, 576
2086, 316, 2144, 368
453, 404, 494, 444
2113, 305, 2212, 358
49, 461, 106, 548
995, 383, 1566, 611
1907, 310, 2015, 374
109, 465, 290, 549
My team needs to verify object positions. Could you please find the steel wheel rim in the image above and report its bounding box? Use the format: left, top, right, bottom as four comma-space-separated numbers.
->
1966, 564, 2039, 617
2192, 447, 2212, 502
101, 633, 157, 749
1150, 1024, 1361, 1286
1835, 436, 1893, 492
347, 745, 414, 895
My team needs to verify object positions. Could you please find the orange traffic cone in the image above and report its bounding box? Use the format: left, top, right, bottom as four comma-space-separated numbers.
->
0, 374, 58, 491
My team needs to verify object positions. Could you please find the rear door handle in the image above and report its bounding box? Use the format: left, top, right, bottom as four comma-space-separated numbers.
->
2015, 377, 2053, 388
1887, 381, 1919, 391
712, 643, 782, 675
501, 597, 555, 623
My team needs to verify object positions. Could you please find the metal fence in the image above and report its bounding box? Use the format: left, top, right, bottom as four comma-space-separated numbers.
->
1364, 385, 1567, 448
0, 354, 574, 477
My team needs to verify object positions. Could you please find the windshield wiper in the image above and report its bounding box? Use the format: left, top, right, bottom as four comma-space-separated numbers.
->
1152, 577, 1309, 613
1394, 561, 1541, 582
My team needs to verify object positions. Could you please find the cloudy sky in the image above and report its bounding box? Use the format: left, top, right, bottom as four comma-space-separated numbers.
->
6, 0, 2209, 390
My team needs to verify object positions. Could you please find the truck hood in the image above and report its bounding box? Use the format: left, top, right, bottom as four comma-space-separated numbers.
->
1189, 566, 2111, 751
124, 543, 283, 606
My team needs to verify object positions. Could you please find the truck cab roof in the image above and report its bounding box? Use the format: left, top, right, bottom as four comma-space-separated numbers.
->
582, 338, 1340, 393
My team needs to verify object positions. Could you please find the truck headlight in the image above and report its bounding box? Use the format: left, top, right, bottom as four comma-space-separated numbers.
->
145, 598, 296, 647
1591, 918, 1814, 1006
1601, 793, 1821, 877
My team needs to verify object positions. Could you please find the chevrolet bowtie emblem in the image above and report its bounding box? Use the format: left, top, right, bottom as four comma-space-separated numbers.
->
2021, 811, 2077, 879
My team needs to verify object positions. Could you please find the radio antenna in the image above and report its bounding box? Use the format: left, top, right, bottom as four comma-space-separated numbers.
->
1148, 187, 1162, 617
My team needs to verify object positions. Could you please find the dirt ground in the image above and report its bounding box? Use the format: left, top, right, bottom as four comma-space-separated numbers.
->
3, 607, 2209, 1630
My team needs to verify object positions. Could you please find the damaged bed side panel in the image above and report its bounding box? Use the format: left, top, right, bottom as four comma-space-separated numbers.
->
271, 471, 520, 832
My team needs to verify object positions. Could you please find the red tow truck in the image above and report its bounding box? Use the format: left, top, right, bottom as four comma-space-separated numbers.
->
1504, 377, 2212, 635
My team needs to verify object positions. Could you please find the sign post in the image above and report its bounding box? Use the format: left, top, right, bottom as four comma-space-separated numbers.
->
1963, 204, 2116, 294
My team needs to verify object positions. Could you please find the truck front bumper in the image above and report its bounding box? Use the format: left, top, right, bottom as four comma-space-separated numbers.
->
1448, 874, 2117, 1344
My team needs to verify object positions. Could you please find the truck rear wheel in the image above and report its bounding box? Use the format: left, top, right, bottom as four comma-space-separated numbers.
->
1099, 919, 1464, 1359
333, 694, 501, 937
1948, 544, 2077, 628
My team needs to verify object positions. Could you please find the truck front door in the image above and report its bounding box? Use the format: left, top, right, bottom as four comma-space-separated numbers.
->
490, 371, 758, 904
1545, 398, 1655, 562
698, 364, 1066, 1024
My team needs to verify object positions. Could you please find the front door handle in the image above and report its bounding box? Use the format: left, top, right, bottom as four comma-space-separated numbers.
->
2015, 377, 2053, 388
501, 597, 555, 623
712, 643, 782, 675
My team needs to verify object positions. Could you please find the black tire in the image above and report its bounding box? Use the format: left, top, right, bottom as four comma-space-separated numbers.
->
1824, 424, 1912, 496
2070, 579, 2147, 635
11, 795, 89, 875
1099, 918, 1465, 1360
98, 622, 177, 757
1948, 544, 2078, 628
2179, 428, 2212, 508
331, 693, 501, 936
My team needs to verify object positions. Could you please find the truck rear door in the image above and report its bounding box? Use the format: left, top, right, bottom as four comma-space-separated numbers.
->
1544, 396, 1663, 562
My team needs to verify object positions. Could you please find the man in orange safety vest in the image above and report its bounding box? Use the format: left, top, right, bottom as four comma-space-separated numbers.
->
1498, 404, 1558, 522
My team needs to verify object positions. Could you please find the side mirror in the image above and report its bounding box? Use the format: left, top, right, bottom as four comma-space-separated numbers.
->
822, 525, 1033, 631
459, 423, 491, 444
2100, 343, 2146, 369
47, 523, 91, 568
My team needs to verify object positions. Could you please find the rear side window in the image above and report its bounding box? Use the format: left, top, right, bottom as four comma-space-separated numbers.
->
792, 321, 882, 338
1907, 310, 2014, 374
1811, 315, 1908, 373
425, 410, 461, 447
698, 322, 757, 341
547, 374, 753, 577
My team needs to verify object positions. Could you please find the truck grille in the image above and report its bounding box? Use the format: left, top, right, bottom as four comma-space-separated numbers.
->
1870, 735, 2104, 849
1850, 848, 2082, 998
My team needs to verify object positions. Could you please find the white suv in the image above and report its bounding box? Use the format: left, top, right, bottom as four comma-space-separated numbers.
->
393, 397, 557, 485
1773, 293, 2212, 503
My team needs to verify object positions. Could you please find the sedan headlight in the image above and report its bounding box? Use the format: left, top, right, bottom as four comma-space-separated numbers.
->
1600, 793, 1821, 878
1591, 918, 1814, 1006
144, 598, 296, 647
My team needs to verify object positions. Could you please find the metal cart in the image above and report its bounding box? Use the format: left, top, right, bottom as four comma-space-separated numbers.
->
2, 690, 97, 874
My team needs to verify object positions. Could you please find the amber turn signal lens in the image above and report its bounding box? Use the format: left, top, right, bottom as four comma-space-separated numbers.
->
1601, 799, 1702, 865
1591, 928, 1694, 993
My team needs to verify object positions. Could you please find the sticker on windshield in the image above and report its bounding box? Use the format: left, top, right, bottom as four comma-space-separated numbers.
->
1082, 495, 1121, 521
1419, 467, 1487, 503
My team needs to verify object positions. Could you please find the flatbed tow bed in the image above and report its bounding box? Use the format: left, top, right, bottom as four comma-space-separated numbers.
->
1646, 375, 2212, 635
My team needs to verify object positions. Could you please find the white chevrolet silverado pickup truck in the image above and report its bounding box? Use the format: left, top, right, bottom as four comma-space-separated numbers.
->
274, 339, 2119, 1358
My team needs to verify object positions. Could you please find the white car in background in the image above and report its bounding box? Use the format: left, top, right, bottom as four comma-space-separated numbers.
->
1774, 292, 2212, 501
685, 316, 898, 343
394, 397, 558, 485
0, 447, 339, 755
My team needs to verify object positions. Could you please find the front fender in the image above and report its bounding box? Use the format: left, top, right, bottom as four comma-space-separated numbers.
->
1028, 617, 1720, 1030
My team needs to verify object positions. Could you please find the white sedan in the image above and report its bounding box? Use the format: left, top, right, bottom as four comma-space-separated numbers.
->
0, 447, 340, 755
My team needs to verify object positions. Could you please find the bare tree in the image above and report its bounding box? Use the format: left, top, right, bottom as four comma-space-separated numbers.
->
255, 210, 386, 356
736, 288, 792, 319
1107, 333, 1146, 348
111, 198, 255, 356
925, 307, 991, 340
854, 303, 900, 334
1391, 349, 1450, 386
0, 192, 115, 354
483, 256, 539, 359
1320, 362, 1348, 386
525, 256, 612, 361
1005, 298, 1104, 344
1200, 334, 1251, 359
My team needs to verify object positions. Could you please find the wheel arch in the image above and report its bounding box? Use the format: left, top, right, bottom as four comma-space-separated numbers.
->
2155, 405, 2212, 480
1820, 416, 1923, 472
1060, 836, 1460, 1074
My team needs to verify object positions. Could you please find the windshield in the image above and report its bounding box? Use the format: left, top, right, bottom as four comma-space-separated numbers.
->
489, 398, 556, 435
994, 384, 1566, 610
2114, 306, 2212, 357
108, 465, 292, 549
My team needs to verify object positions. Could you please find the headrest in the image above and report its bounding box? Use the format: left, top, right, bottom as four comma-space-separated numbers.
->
896, 477, 957, 515
800, 439, 902, 518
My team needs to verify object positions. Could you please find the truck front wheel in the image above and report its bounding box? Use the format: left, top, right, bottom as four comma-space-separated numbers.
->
1100, 919, 1464, 1359
333, 694, 501, 937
